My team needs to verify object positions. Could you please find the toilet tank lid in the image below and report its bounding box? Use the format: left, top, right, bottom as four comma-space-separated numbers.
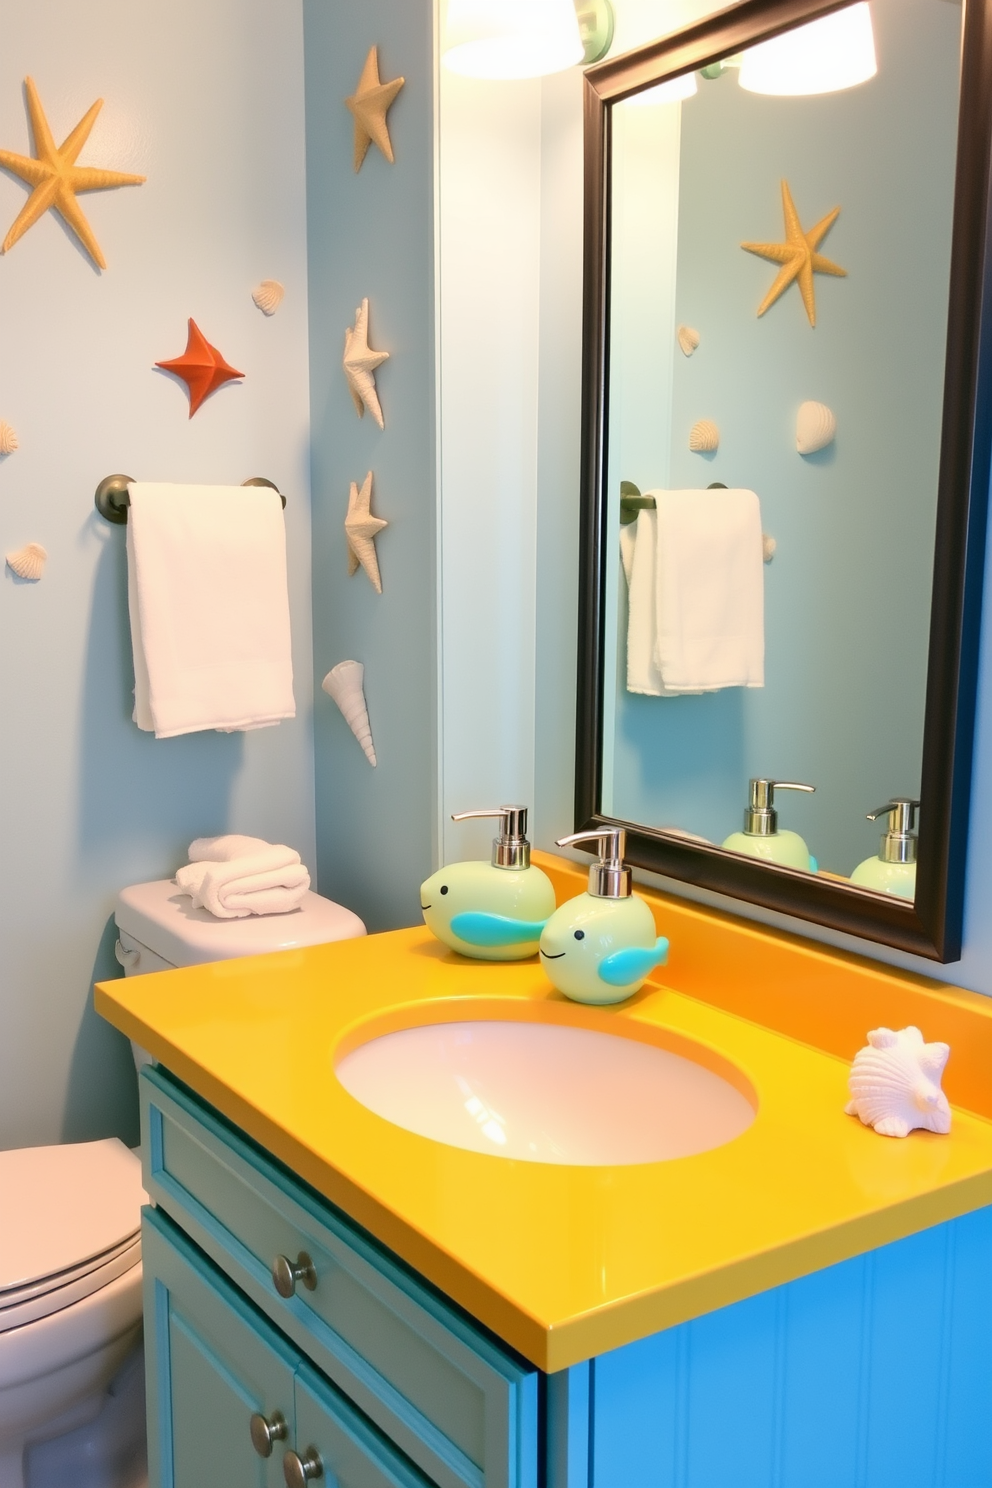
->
0, 1139, 145, 1293
115, 879, 366, 966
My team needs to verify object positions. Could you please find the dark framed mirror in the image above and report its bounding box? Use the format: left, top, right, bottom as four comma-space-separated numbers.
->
575, 0, 992, 960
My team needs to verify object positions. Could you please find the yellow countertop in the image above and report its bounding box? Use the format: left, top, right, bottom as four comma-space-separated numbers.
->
95, 854, 992, 1373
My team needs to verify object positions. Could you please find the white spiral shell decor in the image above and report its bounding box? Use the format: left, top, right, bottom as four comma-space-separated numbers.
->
322, 659, 376, 766
845, 1026, 951, 1138
6, 543, 47, 581
677, 324, 700, 356
796, 400, 836, 455
251, 279, 285, 316
689, 418, 719, 452
0, 420, 18, 454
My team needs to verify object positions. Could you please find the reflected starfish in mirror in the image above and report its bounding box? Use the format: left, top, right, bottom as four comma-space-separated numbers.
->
741, 180, 846, 327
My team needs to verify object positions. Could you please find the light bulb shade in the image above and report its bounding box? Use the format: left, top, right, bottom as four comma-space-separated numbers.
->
738, 2, 877, 96
443, 0, 584, 79
627, 71, 698, 106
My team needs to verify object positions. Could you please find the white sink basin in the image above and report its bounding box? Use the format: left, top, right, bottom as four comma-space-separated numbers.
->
335, 1020, 755, 1166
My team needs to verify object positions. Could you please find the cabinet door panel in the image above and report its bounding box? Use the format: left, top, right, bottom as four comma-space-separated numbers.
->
142, 1065, 538, 1488
294, 1363, 437, 1488
143, 1207, 297, 1488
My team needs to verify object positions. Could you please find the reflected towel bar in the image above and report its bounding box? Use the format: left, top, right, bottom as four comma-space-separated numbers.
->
94, 474, 286, 525
620, 482, 727, 524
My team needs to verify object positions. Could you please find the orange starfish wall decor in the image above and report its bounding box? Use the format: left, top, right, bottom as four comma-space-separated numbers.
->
0, 77, 145, 270
155, 320, 244, 417
741, 180, 846, 327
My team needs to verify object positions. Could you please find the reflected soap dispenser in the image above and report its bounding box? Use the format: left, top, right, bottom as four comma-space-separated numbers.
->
722, 779, 816, 870
420, 807, 556, 960
850, 799, 919, 900
539, 828, 668, 1005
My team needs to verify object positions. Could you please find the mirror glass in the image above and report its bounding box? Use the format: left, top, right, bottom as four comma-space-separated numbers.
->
599, 0, 962, 901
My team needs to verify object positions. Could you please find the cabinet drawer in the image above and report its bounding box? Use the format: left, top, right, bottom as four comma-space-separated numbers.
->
144, 1205, 435, 1488
140, 1067, 537, 1488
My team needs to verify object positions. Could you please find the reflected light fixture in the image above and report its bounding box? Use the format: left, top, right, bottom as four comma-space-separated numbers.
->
738, 2, 877, 96
443, 0, 584, 79
627, 71, 698, 106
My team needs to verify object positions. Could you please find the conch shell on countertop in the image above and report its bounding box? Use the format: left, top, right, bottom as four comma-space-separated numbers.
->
845, 1026, 951, 1138
6, 542, 46, 581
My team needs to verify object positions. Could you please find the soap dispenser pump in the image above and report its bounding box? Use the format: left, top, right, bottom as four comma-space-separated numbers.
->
722, 779, 816, 871
420, 806, 556, 960
850, 799, 919, 900
538, 828, 669, 1005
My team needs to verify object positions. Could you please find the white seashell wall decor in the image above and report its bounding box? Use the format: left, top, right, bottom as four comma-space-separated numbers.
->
845, 1026, 951, 1138
322, 660, 377, 766
677, 324, 700, 356
6, 542, 47, 581
796, 400, 836, 455
689, 418, 719, 452
251, 279, 285, 316
762, 534, 776, 564
0, 420, 18, 454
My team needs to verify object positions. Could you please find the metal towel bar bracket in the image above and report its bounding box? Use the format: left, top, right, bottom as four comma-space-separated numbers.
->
94, 474, 286, 524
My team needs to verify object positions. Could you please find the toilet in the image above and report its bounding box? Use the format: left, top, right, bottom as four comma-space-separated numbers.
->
0, 1140, 145, 1488
114, 878, 367, 1067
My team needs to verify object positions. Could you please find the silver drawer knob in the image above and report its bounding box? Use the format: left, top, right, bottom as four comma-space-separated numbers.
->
284, 1446, 324, 1486
272, 1251, 317, 1298
249, 1409, 288, 1458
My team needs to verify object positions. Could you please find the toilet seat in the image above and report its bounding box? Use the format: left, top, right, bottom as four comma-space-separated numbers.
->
0, 1240, 141, 1334
0, 1140, 144, 1302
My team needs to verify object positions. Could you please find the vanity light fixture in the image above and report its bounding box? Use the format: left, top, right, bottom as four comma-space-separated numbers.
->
443, 0, 584, 79
738, 2, 877, 96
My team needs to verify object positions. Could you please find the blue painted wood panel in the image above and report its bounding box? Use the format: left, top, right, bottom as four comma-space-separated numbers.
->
577, 1208, 992, 1488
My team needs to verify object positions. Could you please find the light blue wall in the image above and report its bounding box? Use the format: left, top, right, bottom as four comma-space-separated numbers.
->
303, 0, 436, 934
607, 0, 960, 874
0, 0, 314, 1150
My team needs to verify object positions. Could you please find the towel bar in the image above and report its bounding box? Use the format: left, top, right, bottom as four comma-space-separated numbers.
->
620, 481, 727, 524
94, 474, 286, 524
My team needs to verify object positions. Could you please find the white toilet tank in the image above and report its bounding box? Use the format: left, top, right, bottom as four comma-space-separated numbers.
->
114, 880, 366, 1068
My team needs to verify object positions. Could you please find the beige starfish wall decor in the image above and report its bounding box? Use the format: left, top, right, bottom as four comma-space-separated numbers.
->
346, 46, 405, 173
741, 179, 846, 327
0, 77, 145, 270
345, 470, 388, 592
343, 297, 389, 428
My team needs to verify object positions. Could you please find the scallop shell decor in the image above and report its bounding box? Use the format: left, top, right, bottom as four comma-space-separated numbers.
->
251, 279, 285, 316
0, 420, 18, 454
321, 660, 376, 766
6, 542, 47, 581
762, 534, 777, 564
796, 400, 836, 455
845, 1026, 951, 1138
677, 324, 700, 357
689, 418, 719, 453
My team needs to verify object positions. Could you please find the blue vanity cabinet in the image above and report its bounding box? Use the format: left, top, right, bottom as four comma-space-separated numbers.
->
139, 1067, 539, 1488
143, 1206, 436, 1488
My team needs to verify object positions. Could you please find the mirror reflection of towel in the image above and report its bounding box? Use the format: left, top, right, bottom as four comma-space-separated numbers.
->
624, 490, 765, 695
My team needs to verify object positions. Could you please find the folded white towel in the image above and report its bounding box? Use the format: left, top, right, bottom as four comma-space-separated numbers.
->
652, 488, 764, 692
126, 482, 295, 739
188, 834, 274, 863
175, 841, 310, 919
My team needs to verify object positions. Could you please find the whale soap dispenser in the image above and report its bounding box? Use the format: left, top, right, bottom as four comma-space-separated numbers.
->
420, 806, 556, 960
850, 798, 919, 899
722, 779, 816, 870
539, 828, 668, 1005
